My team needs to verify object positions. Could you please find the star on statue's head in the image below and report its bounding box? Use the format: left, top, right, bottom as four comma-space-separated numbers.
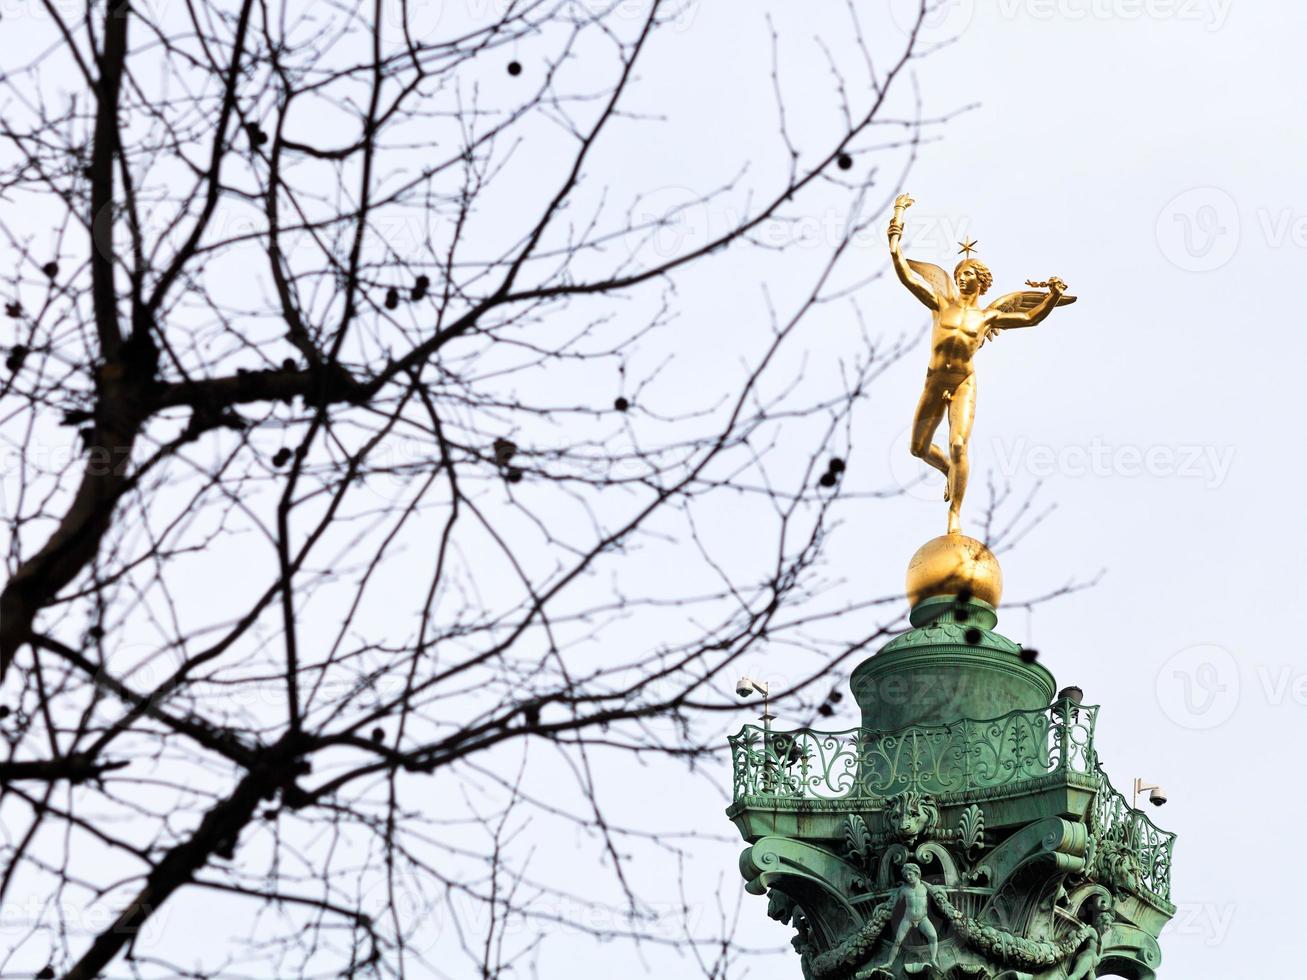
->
957, 238, 980, 258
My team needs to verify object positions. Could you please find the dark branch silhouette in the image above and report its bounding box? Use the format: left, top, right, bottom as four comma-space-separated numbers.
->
0, 1, 958, 976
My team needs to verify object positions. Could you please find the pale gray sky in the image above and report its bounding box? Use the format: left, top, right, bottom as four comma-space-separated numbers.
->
1, 0, 1299, 976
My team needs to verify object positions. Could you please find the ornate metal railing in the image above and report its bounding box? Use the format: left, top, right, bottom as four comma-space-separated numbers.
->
729, 700, 1098, 801
1091, 776, 1176, 905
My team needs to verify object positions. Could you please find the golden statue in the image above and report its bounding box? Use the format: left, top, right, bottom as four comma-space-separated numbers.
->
888, 193, 1076, 536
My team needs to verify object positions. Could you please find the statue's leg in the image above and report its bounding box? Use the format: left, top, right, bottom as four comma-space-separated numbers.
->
920, 918, 939, 965
1063, 947, 1093, 980
945, 375, 977, 534
880, 914, 913, 967
910, 382, 951, 490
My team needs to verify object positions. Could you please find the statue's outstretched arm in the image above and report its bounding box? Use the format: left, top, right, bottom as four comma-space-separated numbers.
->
887, 195, 940, 311
989, 277, 1068, 329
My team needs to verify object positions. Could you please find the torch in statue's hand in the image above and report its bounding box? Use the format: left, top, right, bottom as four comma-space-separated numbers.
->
888, 192, 915, 242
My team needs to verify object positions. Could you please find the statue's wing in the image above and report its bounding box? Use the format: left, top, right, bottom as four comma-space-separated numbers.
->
982, 290, 1077, 343
907, 259, 957, 303
986, 290, 1078, 314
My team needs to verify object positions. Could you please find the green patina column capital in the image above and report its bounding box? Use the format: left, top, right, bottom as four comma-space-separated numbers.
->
852, 596, 1054, 733
726, 589, 1177, 980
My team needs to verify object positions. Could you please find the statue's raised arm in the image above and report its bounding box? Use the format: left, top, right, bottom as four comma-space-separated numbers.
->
887, 194, 948, 310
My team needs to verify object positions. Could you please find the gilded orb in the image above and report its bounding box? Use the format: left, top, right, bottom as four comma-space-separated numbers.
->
906, 534, 1003, 608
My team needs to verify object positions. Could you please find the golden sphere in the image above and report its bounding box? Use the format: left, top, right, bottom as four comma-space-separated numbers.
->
906, 534, 1003, 608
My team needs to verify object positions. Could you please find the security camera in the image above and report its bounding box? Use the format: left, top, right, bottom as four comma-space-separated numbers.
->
1134, 778, 1169, 809
736, 677, 754, 699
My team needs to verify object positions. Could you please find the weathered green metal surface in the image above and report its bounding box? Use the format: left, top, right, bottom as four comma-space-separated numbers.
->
726, 597, 1177, 979
851, 597, 1055, 732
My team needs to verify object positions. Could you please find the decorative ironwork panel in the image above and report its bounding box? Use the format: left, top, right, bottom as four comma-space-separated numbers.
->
728, 701, 1099, 802
1092, 777, 1177, 903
